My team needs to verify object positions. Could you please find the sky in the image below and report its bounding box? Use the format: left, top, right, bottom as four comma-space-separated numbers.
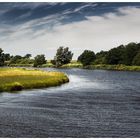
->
0, 2, 140, 59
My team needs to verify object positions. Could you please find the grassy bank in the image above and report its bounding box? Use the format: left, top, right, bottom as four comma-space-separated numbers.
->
0, 68, 69, 92
47, 61, 140, 71
7, 60, 140, 71
85, 64, 140, 71
60, 61, 140, 71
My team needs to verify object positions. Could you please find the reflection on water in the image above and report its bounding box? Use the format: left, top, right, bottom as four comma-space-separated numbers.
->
0, 68, 140, 137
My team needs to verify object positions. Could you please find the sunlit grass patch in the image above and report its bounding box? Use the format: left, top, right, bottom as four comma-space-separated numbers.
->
0, 68, 69, 92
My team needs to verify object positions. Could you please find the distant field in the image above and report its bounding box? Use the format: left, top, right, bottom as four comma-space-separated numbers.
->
0, 68, 69, 92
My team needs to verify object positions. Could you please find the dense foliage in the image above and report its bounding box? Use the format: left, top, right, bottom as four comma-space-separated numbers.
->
105, 45, 125, 65
93, 51, 107, 64
51, 47, 73, 67
132, 50, 140, 66
9, 55, 34, 66
78, 50, 96, 66
33, 54, 46, 67
0, 48, 4, 66
77, 42, 140, 66
103, 43, 140, 65
123, 43, 140, 65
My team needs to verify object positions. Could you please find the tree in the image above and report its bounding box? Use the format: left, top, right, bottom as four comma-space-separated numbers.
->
0, 48, 4, 66
105, 45, 125, 65
10, 55, 22, 64
94, 51, 108, 64
4, 53, 10, 61
78, 50, 96, 66
34, 54, 46, 67
124, 42, 140, 65
0, 48, 2, 54
24, 54, 32, 59
132, 51, 140, 66
52, 47, 73, 67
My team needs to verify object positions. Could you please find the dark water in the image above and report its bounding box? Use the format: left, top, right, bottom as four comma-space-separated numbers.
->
0, 68, 140, 137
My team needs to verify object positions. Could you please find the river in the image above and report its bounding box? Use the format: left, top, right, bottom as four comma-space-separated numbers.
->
0, 68, 140, 137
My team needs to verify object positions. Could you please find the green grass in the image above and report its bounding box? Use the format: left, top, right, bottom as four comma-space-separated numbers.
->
61, 60, 83, 68
42, 62, 54, 67
7, 60, 140, 71
57, 61, 140, 71
0, 68, 69, 92
43, 61, 140, 71
85, 64, 140, 71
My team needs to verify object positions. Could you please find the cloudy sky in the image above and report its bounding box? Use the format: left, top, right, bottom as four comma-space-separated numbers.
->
0, 2, 140, 59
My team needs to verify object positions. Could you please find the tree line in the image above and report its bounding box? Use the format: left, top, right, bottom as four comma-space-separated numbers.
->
0, 42, 140, 67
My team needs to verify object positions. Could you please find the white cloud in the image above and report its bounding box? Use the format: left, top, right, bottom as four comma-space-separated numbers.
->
74, 3, 97, 12
1, 6, 140, 59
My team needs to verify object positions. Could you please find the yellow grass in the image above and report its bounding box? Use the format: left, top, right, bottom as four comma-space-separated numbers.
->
0, 68, 69, 92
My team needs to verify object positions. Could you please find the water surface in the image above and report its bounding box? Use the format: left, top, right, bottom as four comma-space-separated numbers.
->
0, 68, 140, 137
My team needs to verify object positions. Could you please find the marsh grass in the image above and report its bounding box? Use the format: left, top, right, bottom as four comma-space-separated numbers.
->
0, 68, 69, 92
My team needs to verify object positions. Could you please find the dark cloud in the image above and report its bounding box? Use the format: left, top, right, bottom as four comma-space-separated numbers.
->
0, 2, 140, 26
0, 2, 140, 40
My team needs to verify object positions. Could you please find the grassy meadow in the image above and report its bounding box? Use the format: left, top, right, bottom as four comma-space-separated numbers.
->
0, 68, 69, 92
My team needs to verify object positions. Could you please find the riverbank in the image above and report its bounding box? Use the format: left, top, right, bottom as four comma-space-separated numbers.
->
0, 68, 69, 92
83, 64, 140, 71
8, 61, 140, 71
51, 62, 140, 71
57, 63, 140, 71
